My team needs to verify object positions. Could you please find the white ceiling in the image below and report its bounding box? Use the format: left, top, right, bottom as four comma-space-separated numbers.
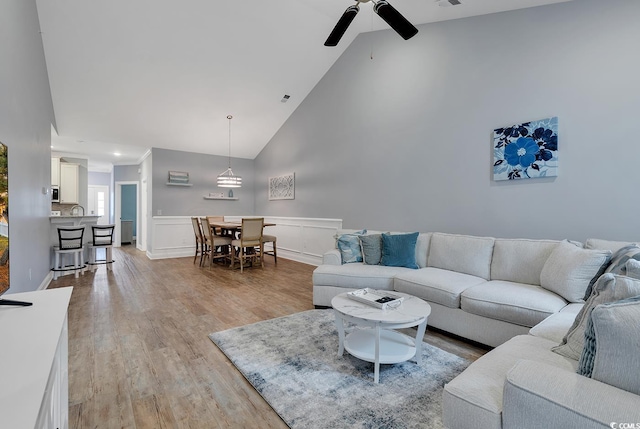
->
37, 0, 572, 171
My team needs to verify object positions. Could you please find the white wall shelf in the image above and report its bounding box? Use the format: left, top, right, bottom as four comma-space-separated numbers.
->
203, 196, 239, 200
166, 182, 193, 187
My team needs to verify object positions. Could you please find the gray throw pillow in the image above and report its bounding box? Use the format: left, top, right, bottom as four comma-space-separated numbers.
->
359, 234, 382, 265
582, 244, 640, 299
577, 295, 640, 395
540, 240, 611, 303
625, 259, 640, 280
553, 274, 640, 360
604, 244, 640, 276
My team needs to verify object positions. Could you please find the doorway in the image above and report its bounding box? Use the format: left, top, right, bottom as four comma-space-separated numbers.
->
114, 181, 140, 248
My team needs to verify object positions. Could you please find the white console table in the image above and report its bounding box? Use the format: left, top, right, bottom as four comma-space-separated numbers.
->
0, 287, 72, 429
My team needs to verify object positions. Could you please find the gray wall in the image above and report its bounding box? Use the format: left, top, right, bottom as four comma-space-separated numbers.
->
88, 171, 111, 187
255, 0, 640, 243
0, 0, 56, 293
114, 164, 140, 182
151, 148, 255, 216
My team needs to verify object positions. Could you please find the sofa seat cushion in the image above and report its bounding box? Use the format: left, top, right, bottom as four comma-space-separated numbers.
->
443, 335, 576, 429
461, 281, 568, 328
393, 267, 487, 309
312, 264, 411, 290
529, 303, 583, 343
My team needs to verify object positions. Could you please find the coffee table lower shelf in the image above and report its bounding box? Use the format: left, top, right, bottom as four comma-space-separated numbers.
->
345, 329, 417, 364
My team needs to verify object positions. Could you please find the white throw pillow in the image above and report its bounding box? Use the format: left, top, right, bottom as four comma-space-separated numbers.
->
540, 240, 611, 303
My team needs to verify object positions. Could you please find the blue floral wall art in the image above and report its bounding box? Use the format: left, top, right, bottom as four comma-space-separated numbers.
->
493, 116, 558, 181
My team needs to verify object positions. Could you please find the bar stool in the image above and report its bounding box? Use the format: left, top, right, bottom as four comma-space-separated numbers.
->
53, 226, 86, 279
87, 224, 115, 272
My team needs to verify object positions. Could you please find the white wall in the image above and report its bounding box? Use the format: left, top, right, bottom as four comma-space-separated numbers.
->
0, 0, 56, 292
254, 0, 640, 243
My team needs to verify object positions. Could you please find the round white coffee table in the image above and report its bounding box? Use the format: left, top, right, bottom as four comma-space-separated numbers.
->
331, 291, 431, 383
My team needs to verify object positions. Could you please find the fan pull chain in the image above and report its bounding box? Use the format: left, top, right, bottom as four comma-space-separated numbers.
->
370, 5, 374, 59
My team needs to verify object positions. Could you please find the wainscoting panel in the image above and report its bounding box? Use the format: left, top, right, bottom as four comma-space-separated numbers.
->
149, 217, 196, 260
148, 216, 342, 265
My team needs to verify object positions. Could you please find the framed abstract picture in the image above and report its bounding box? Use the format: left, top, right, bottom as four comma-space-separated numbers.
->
269, 173, 295, 200
493, 116, 558, 181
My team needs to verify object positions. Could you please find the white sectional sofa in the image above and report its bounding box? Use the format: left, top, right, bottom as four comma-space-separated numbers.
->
312, 231, 640, 429
314, 232, 596, 347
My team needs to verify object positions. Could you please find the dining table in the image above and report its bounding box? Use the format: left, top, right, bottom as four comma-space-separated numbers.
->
207, 219, 276, 268
208, 220, 276, 239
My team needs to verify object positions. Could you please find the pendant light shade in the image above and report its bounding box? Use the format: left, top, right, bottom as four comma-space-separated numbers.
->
217, 115, 242, 188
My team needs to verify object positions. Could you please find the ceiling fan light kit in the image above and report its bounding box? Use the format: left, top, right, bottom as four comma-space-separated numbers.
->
324, 0, 418, 47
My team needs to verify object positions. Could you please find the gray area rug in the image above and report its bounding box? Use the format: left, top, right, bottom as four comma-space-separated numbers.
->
209, 309, 470, 429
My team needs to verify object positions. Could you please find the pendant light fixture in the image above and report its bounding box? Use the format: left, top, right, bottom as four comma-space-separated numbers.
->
217, 115, 242, 188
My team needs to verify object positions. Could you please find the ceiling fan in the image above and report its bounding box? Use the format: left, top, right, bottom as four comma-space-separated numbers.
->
324, 0, 418, 47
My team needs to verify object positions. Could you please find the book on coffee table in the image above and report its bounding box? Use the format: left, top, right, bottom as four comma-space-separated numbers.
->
347, 288, 404, 309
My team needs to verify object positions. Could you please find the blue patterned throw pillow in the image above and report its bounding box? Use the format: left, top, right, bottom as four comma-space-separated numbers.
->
337, 230, 366, 264
380, 232, 419, 269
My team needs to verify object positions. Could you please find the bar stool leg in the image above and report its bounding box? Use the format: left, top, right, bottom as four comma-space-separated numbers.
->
107, 247, 113, 271
54, 252, 60, 280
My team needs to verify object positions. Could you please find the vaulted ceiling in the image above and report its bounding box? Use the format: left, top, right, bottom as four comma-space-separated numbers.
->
37, 0, 572, 171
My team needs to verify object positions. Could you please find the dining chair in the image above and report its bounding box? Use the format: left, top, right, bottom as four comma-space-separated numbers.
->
262, 233, 277, 264
201, 217, 233, 268
191, 217, 206, 265
230, 217, 264, 272
206, 215, 225, 236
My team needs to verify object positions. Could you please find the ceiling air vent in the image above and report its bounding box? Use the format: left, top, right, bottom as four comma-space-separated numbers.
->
436, 0, 462, 7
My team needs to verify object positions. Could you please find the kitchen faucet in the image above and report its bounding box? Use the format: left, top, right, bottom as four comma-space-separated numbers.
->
70, 205, 85, 216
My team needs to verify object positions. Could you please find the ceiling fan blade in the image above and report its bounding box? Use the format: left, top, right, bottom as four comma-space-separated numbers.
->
324, 4, 360, 47
373, 0, 418, 40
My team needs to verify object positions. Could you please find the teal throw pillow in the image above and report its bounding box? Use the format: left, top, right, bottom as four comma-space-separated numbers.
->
359, 234, 382, 265
337, 230, 366, 264
380, 232, 419, 269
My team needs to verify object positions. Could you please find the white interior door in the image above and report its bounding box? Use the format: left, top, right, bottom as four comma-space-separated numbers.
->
87, 185, 109, 225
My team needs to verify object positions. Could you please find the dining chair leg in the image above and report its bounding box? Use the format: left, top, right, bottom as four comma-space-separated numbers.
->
230, 246, 236, 269
260, 243, 264, 268
240, 247, 244, 273
273, 242, 277, 264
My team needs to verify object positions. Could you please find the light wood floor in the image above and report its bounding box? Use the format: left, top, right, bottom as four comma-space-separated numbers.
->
48, 245, 487, 429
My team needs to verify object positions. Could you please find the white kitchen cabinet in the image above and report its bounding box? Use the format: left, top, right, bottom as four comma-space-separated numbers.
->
60, 163, 79, 204
51, 157, 60, 187
0, 287, 72, 429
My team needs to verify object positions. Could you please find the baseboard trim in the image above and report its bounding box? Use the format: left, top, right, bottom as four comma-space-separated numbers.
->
39, 271, 54, 290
